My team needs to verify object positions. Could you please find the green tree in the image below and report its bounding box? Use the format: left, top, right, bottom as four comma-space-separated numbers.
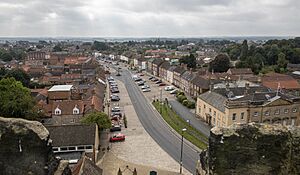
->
81, 112, 111, 130
276, 52, 288, 73
229, 46, 240, 60
240, 40, 248, 60
5, 69, 31, 87
209, 54, 231, 72
266, 44, 279, 65
0, 50, 13, 62
179, 54, 196, 68
53, 44, 63, 52
0, 78, 36, 119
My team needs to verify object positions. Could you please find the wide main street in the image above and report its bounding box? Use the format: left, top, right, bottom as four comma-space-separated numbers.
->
113, 66, 200, 174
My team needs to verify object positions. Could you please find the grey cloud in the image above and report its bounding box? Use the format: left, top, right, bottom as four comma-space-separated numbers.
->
0, 0, 299, 36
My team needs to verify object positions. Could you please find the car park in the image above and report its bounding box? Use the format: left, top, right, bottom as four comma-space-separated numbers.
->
142, 88, 151, 92
152, 78, 158, 82
110, 133, 125, 142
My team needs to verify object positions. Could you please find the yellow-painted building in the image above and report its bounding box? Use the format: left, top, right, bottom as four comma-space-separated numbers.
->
197, 86, 300, 127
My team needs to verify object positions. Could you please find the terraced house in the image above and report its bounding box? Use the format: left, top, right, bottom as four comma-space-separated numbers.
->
196, 84, 300, 127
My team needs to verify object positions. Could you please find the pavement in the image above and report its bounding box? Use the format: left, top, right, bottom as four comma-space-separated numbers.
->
98, 75, 190, 174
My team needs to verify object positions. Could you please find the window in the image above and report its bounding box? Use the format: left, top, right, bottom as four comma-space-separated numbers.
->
232, 113, 236, 121
73, 108, 79, 115
293, 108, 297, 113
204, 105, 206, 109
52, 147, 59, 152
213, 111, 216, 117
241, 112, 244, 120
55, 108, 61, 115
265, 111, 270, 116
60, 147, 67, 151
253, 112, 258, 117
284, 109, 289, 114
85, 145, 93, 149
77, 146, 84, 150
68, 147, 76, 151
209, 108, 211, 113
70, 119, 75, 123
274, 109, 280, 115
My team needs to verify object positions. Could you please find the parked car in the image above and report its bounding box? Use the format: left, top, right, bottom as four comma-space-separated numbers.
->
111, 111, 122, 117
137, 81, 145, 86
139, 73, 144, 76
111, 95, 120, 101
159, 83, 166, 86
149, 76, 154, 80
142, 88, 151, 92
155, 80, 162, 84
111, 106, 121, 112
110, 133, 125, 142
141, 85, 150, 89
110, 125, 121, 132
152, 78, 159, 82
164, 86, 174, 91
111, 88, 119, 93
170, 89, 178, 94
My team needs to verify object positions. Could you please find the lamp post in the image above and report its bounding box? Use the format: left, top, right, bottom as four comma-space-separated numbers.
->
180, 128, 187, 174
159, 88, 162, 113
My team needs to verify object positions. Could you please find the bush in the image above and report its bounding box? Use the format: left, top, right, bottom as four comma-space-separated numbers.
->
187, 101, 195, 109
177, 95, 187, 103
182, 100, 189, 106
176, 91, 185, 98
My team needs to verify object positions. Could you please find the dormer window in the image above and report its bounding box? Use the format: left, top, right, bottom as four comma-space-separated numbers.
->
73, 106, 80, 115
55, 107, 61, 115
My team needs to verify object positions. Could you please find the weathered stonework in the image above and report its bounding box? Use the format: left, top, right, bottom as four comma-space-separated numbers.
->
0, 117, 71, 175
197, 123, 300, 175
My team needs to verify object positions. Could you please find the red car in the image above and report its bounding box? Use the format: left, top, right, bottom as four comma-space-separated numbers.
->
110, 133, 125, 142
159, 83, 166, 86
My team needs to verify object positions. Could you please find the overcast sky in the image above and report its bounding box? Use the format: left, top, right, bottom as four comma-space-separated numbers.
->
0, 0, 299, 37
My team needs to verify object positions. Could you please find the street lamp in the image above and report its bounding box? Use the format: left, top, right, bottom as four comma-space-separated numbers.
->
159, 88, 162, 113
186, 119, 190, 126
180, 128, 187, 174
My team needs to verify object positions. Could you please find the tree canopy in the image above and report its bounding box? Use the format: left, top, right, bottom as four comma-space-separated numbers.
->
179, 54, 196, 68
0, 77, 37, 119
0, 68, 31, 87
81, 112, 111, 130
209, 54, 230, 73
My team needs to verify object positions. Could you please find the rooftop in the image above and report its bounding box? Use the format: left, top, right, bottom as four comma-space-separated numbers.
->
48, 85, 73, 92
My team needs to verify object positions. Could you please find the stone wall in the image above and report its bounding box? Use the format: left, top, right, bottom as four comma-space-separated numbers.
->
197, 123, 300, 175
0, 117, 71, 175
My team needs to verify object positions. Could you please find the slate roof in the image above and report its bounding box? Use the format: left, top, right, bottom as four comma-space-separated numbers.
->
227, 68, 253, 75
46, 124, 96, 147
160, 61, 171, 70
199, 91, 227, 112
173, 66, 186, 74
168, 66, 177, 72
213, 86, 270, 98
191, 76, 211, 89
152, 59, 164, 66
181, 71, 196, 81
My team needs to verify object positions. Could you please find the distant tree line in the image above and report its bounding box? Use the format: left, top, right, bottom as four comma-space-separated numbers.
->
0, 48, 26, 62
223, 37, 300, 74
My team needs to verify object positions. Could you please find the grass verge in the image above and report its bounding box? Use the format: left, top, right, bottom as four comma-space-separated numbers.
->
152, 100, 208, 150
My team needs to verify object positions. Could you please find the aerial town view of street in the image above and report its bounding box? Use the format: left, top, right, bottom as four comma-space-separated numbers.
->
0, 0, 300, 175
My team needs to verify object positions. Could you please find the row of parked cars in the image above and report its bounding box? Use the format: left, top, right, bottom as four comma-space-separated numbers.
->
132, 75, 152, 92
107, 76, 125, 142
108, 76, 119, 93
149, 76, 166, 86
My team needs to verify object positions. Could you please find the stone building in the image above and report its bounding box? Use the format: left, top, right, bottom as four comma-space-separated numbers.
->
196, 85, 300, 127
